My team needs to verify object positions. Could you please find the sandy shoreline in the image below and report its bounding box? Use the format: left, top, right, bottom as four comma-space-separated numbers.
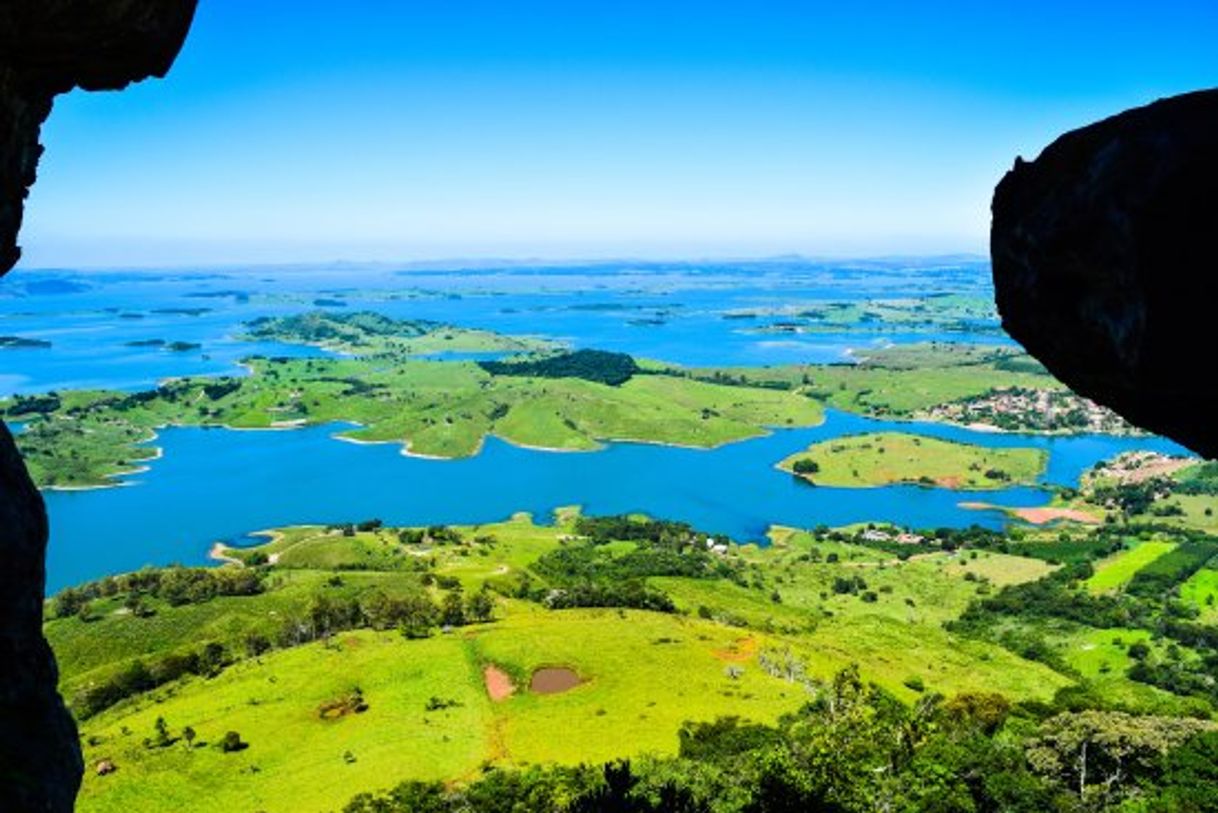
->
959, 500, 1101, 525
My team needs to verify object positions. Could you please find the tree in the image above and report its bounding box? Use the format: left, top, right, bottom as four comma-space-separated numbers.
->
152, 716, 171, 748
1154, 731, 1218, 811
792, 459, 820, 476
244, 633, 270, 658
199, 642, 227, 676
465, 588, 495, 624
399, 593, 439, 639
52, 587, 87, 619
182, 726, 196, 748
1025, 710, 1212, 804
219, 731, 247, 753
123, 591, 151, 618
440, 590, 466, 628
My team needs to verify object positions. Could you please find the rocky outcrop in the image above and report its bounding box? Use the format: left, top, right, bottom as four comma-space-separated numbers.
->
0, 2, 196, 810
1, 0, 198, 274
991, 89, 1218, 459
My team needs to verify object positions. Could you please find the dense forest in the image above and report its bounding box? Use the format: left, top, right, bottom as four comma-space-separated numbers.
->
478, 349, 641, 386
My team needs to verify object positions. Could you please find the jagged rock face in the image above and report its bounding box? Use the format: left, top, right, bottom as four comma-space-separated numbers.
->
0, 2, 196, 810
992, 89, 1218, 459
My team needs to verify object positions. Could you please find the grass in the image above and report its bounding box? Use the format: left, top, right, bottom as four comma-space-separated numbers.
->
1181, 568, 1218, 623
74, 611, 814, 813
1084, 541, 1177, 594
10, 330, 1075, 490
777, 431, 1046, 489
76, 632, 488, 813
61, 513, 1085, 812
7, 349, 824, 489
1161, 495, 1218, 534
47, 569, 427, 703
54, 506, 1218, 810
691, 343, 1061, 419
74, 599, 1074, 813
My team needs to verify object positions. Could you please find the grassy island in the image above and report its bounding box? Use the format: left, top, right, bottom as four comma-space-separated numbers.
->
3, 312, 824, 488
778, 431, 1046, 489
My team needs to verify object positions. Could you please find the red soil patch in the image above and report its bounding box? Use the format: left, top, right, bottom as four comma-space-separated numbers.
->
529, 667, 582, 695
712, 636, 758, 662
1012, 506, 1101, 525
484, 665, 515, 702
960, 501, 1101, 525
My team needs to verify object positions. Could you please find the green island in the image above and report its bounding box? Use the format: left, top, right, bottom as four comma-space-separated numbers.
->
1, 315, 1106, 490
48, 509, 1218, 812
731, 294, 1004, 336
2, 312, 825, 488
686, 342, 1070, 419
778, 432, 1047, 489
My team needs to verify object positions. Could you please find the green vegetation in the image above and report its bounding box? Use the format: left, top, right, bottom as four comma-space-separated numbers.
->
687, 342, 1071, 424
778, 431, 1046, 489
478, 348, 641, 385
4, 312, 824, 487
244, 310, 552, 356
734, 293, 1003, 337
1181, 568, 1218, 624
54, 508, 1218, 812
17, 304, 1218, 811
1085, 541, 1177, 593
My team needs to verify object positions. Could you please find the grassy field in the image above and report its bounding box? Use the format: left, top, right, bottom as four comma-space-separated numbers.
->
690, 343, 1063, 419
1084, 541, 1177, 594
58, 513, 1087, 812
777, 431, 1046, 489
74, 610, 823, 813
1181, 567, 1218, 623
6, 350, 824, 488
73, 604, 1073, 813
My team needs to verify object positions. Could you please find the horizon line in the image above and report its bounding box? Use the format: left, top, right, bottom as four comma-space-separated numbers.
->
12, 251, 990, 275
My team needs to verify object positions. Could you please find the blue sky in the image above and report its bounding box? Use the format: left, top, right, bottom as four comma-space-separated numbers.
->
19, 1, 1218, 267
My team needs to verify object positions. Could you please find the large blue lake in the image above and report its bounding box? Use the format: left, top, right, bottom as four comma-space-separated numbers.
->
1, 260, 1007, 394
3, 259, 1194, 592
42, 409, 1188, 592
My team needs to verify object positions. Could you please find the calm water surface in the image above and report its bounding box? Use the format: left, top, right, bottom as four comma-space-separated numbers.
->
5, 261, 1188, 592
43, 410, 1187, 592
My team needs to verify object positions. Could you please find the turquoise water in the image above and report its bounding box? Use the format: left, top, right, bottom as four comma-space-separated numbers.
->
42, 409, 1187, 592
0, 260, 1006, 395
4, 259, 1190, 593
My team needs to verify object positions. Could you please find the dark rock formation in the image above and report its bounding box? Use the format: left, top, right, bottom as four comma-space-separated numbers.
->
992, 89, 1218, 459
0, 2, 196, 810
1, 0, 198, 274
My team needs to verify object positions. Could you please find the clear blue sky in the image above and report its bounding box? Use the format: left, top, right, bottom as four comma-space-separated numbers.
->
18, 0, 1218, 267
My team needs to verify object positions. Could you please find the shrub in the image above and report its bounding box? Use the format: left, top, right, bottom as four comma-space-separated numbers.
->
219, 731, 247, 753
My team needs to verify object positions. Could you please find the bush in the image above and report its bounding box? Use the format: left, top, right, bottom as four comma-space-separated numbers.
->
792, 459, 820, 475
219, 731, 247, 753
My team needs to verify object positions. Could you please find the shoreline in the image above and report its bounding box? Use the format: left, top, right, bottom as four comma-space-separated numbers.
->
773, 460, 1047, 493
958, 501, 1102, 525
